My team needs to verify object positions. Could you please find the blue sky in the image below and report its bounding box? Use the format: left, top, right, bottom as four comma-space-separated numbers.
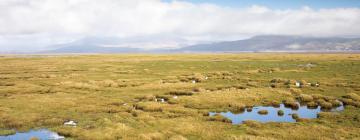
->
163, 0, 360, 9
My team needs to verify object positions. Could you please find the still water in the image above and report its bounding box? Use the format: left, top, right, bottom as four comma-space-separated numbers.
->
0, 129, 65, 140
210, 103, 344, 124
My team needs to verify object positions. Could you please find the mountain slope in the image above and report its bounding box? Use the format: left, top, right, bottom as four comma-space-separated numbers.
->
179, 35, 360, 52
48, 45, 141, 53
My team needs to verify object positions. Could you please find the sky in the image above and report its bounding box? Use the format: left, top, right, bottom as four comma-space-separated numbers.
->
0, 0, 360, 52
163, 0, 360, 9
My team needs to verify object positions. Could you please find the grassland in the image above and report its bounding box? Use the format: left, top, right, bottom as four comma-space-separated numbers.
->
0, 53, 360, 140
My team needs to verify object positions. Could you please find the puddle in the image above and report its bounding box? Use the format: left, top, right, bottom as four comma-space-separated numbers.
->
209, 103, 344, 124
0, 129, 65, 140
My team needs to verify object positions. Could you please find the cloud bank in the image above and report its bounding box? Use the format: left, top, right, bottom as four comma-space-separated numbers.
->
0, 0, 360, 51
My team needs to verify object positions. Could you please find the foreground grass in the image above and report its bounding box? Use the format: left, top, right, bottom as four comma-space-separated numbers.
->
0, 53, 359, 140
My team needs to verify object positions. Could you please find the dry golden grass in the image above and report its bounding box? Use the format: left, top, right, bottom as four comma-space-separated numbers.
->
0, 53, 360, 139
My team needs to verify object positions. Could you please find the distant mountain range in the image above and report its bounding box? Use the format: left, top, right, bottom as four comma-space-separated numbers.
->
42, 36, 192, 53
44, 35, 360, 53
180, 35, 360, 52
47, 44, 141, 53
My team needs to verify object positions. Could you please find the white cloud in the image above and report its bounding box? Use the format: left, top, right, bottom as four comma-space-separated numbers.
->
0, 0, 360, 51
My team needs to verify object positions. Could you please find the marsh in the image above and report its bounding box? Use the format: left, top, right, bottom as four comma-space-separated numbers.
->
0, 54, 359, 139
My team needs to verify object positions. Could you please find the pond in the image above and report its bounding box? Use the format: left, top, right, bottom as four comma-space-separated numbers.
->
209, 102, 344, 124
0, 129, 65, 140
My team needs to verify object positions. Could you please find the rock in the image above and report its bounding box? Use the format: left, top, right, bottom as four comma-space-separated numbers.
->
64, 120, 77, 126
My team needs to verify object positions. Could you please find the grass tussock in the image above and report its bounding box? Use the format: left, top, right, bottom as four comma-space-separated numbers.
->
283, 99, 299, 109
298, 94, 314, 102
228, 103, 246, 113
257, 110, 268, 115
135, 95, 156, 101
1, 116, 24, 129
318, 101, 333, 109
342, 93, 360, 101
135, 102, 164, 112
193, 87, 205, 92
317, 112, 339, 119
207, 114, 232, 123
277, 110, 284, 116
155, 95, 172, 101
292, 113, 300, 120
270, 100, 281, 107
168, 91, 194, 96
0, 129, 16, 136
0, 82, 16, 86
42, 118, 64, 126
329, 100, 342, 107
243, 120, 261, 128
169, 135, 188, 140
179, 73, 207, 83
306, 101, 318, 108
167, 99, 179, 104
139, 132, 165, 140
289, 88, 302, 95
246, 107, 253, 112
339, 98, 360, 107
311, 94, 324, 100
296, 118, 311, 122
30, 137, 39, 140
